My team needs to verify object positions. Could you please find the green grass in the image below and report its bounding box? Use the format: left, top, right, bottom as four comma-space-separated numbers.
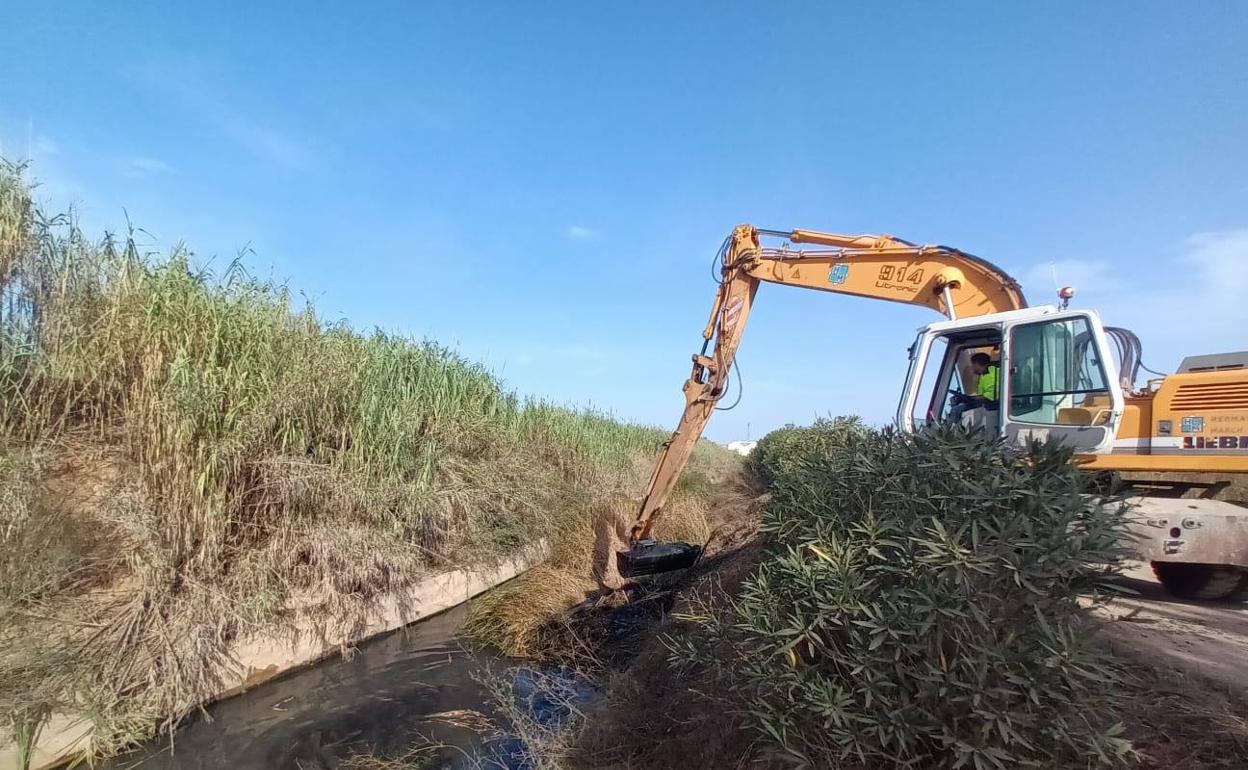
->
0, 158, 715, 760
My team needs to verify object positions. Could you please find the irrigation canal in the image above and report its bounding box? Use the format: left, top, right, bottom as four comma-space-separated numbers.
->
104, 601, 587, 770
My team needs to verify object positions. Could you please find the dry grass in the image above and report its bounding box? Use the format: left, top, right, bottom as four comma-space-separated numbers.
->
339, 741, 447, 770
1122, 665, 1248, 769
454, 478, 758, 770
0, 159, 739, 760
463, 468, 723, 660
567, 521, 774, 770
494, 668, 597, 770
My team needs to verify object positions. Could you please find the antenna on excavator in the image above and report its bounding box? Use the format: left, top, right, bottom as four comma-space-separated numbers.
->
1048, 262, 1075, 310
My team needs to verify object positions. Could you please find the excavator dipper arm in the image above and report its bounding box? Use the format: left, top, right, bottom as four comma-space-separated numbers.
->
627, 224, 1024, 547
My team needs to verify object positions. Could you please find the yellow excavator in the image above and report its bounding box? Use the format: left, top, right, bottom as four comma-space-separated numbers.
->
620, 225, 1248, 600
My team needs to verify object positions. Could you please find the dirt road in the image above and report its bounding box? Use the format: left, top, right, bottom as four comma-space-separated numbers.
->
1094, 563, 1248, 691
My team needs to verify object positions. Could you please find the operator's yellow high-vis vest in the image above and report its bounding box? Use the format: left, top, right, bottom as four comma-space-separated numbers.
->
977, 365, 999, 400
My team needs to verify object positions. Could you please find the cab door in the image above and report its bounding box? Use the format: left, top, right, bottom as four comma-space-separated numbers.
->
897, 327, 1002, 432
999, 311, 1123, 453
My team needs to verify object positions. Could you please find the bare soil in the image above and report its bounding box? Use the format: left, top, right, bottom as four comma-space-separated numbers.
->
1098, 564, 1248, 768
1097, 563, 1248, 692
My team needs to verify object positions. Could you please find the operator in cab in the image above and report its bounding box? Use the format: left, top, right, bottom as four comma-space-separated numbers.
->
970, 352, 998, 407
949, 351, 999, 427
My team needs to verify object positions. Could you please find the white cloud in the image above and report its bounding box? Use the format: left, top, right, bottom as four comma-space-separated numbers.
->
134, 55, 312, 169
1134, 230, 1248, 367
498, 341, 643, 378
552, 344, 608, 361
1027, 230, 1248, 375
1180, 230, 1248, 305
218, 117, 309, 169
566, 225, 598, 241
509, 343, 609, 364
0, 131, 60, 162
119, 156, 176, 179
32, 135, 60, 158
0, 131, 88, 206
748, 377, 835, 398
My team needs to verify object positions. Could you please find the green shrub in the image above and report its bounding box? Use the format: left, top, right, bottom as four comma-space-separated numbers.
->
747, 415, 865, 487
678, 423, 1133, 769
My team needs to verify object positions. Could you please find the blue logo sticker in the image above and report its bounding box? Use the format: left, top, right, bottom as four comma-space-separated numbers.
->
828, 263, 849, 285
1181, 416, 1204, 434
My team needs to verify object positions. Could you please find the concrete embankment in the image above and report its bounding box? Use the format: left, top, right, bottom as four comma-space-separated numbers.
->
0, 545, 546, 770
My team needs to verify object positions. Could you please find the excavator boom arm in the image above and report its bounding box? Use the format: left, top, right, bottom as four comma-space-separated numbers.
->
748, 230, 1025, 319
629, 225, 1025, 544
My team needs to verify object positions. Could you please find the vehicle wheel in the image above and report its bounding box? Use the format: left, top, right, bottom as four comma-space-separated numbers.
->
1152, 563, 1248, 601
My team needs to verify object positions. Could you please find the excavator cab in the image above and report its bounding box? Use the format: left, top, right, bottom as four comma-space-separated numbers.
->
903, 331, 1002, 428
898, 306, 1125, 452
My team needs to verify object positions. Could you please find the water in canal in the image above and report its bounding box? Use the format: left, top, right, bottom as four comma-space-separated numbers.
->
105, 601, 590, 770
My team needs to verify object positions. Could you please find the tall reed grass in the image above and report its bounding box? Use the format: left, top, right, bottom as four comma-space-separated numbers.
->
0, 159, 721, 759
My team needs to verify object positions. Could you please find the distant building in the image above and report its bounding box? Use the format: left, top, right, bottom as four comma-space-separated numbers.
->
726, 440, 757, 456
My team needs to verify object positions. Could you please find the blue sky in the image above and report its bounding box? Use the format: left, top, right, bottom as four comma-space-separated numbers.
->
3, 2, 1246, 441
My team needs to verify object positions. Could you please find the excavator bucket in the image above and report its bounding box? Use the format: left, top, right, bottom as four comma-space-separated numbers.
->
616, 540, 702, 578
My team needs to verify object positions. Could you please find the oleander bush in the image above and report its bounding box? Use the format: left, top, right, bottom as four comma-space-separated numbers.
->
674, 422, 1134, 769
746, 415, 865, 487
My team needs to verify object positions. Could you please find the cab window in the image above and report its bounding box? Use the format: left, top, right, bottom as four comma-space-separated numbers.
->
1007, 316, 1111, 425
908, 335, 1001, 427
909, 337, 948, 427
